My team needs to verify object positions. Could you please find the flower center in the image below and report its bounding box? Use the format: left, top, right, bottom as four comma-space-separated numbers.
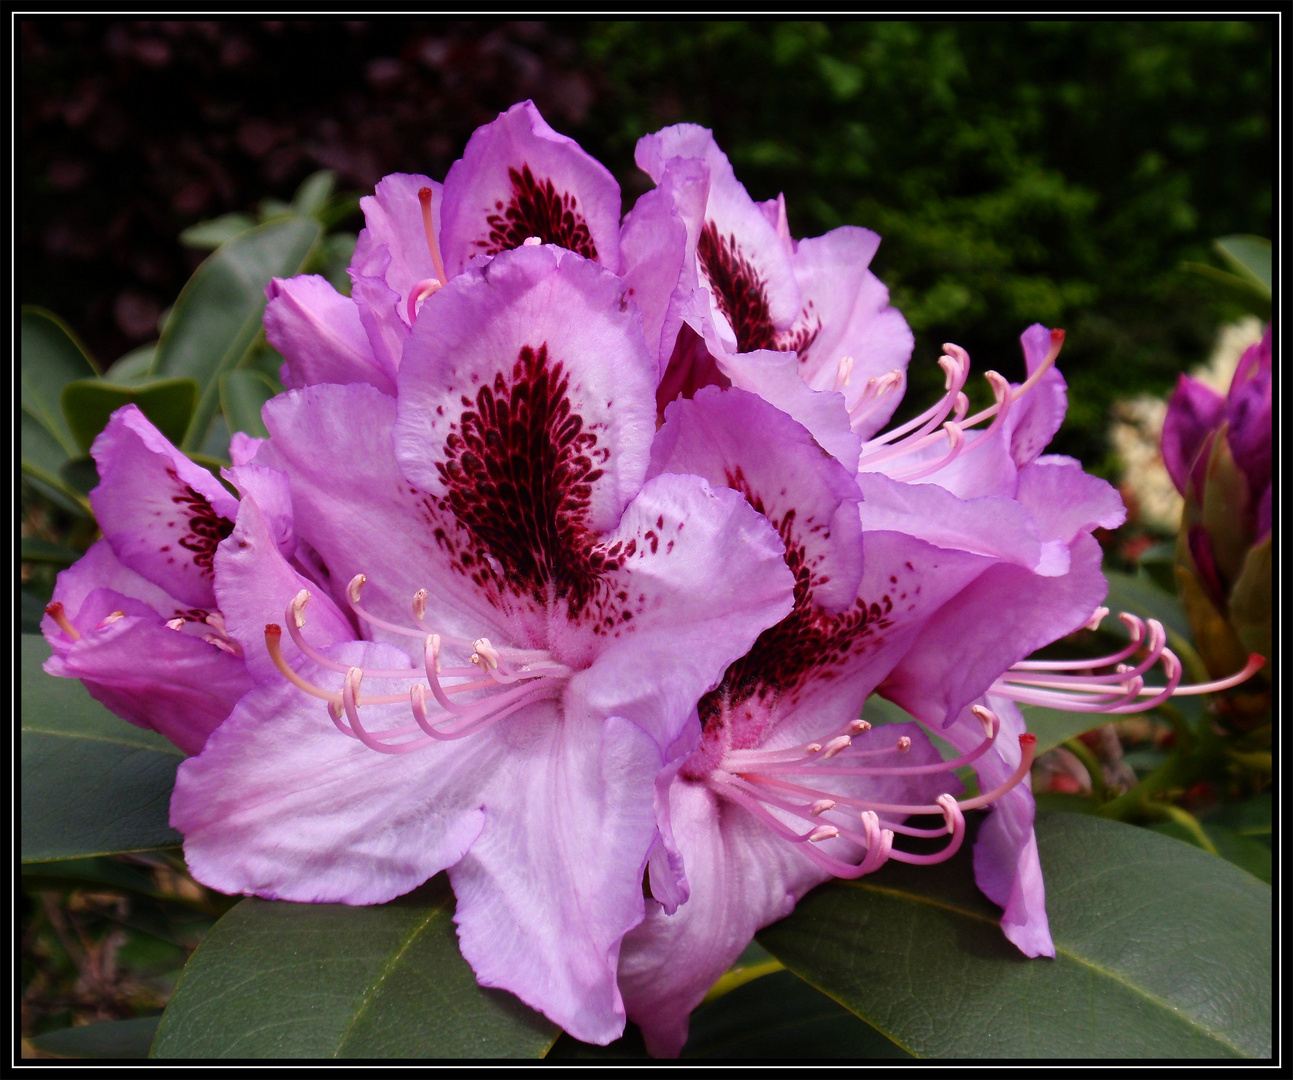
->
265, 578, 574, 755
476, 163, 598, 261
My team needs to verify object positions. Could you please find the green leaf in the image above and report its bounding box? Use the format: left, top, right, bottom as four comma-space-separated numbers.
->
758, 811, 1270, 1058
21, 636, 184, 863
22, 855, 162, 899
21, 308, 99, 512
108, 343, 159, 384
685, 969, 911, 1058
218, 369, 277, 439
1180, 263, 1271, 321
1227, 534, 1271, 660
59, 455, 100, 496
22, 590, 49, 634
179, 213, 258, 251
150, 217, 321, 452
151, 879, 560, 1058
1147, 821, 1271, 884
1020, 704, 1111, 755
30, 1016, 162, 1059
61, 378, 199, 453
21, 306, 99, 455
292, 169, 337, 217
1101, 566, 1194, 651
1213, 235, 1271, 294
21, 537, 81, 565
1204, 793, 1271, 846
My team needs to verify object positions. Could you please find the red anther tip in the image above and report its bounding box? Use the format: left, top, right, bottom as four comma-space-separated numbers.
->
44, 601, 63, 616
1051, 328, 1065, 344
418, 186, 433, 204
1019, 733, 1037, 747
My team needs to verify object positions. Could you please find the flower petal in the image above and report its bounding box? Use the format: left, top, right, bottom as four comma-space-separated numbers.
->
449, 711, 662, 1045
1006, 323, 1069, 467
619, 156, 710, 374
440, 101, 621, 275
1162, 374, 1225, 498
636, 124, 799, 344
258, 383, 508, 644
351, 172, 443, 319
574, 471, 795, 748
789, 227, 915, 441
89, 405, 239, 609
172, 640, 490, 903
650, 387, 864, 612
264, 274, 394, 394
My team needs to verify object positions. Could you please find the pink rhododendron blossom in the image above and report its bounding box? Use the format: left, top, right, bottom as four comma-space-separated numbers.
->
40, 406, 263, 754
170, 243, 796, 1044
265, 100, 622, 395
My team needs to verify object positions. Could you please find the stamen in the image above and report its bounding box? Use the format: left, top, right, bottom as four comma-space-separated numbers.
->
810, 799, 836, 816
417, 186, 448, 287
522, 235, 543, 247
848, 718, 871, 734
265, 625, 340, 703
808, 825, 839, 843
820, 735, 852, 760
165, 618, 185, 631
1084, 606, 1110, 632
471, 638, 501, 671
45, 601, 81, 641
406, 279, 443, 323
834, 354, 855, 391
98, 610, 127, 628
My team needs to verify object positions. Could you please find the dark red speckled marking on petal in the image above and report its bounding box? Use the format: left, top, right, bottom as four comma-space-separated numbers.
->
476, 164, 598, 259
696, 221, 777, 353
166, 470, 234, 575
433, 342, 633, 620
696, 468, 899, 734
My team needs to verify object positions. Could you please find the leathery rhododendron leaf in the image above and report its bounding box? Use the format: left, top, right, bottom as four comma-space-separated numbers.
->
757, 811, 1271, 1058
150, 878, 559, 1059
21, 635, 183, 862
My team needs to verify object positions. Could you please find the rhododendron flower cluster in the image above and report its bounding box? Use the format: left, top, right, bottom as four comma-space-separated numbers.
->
41, 101, 1258, 1055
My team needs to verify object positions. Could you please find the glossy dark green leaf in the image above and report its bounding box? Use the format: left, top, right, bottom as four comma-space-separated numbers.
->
1148, 821, 1271, 884
1021, 704, 1111, 755
21, 636, 184, 863
21, 308, 99, 512
1214, 235, 1271, 293
292, 169, 336, 216
22, 855, 162, 899
21, 306, 99, 454
30, 1016, 162, 1059
108, 343, 158, 383
179, 213, 258, 250
1101, 567, 1195, 651
1204, 794, 1271, 847
218, 369, 277, 439
62, 377, 198, 453
151, 217, 321, 451
59, 455, 100, 496
1180, 262, 1271, 321
21, 537, 81, 565
759, 811, 1270, 1058
22, 591, 49, 635
151, 879, 560, 1059
686, 969, 910, 1059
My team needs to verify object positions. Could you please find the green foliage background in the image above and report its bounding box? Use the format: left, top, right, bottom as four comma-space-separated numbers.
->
577, 20, 1272, 473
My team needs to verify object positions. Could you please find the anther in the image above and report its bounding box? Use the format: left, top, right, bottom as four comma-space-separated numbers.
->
165, 618, 185, 631
1085, 606, 1110, 632
971, 704, 998, 738
522, 236, 543, 246
808, 825, 840, 843
821, 735, 852, 760
98, 610, 126, 628
347, 574, 366, 605
804, 742, 823, 755
848, 718, 871, 734
45, 601, 81, 641
428, 634, 442, 674
896, 736, 911, 752
810, 799, 837, 816
835, 354, 856, 390
412, 589, 428, 622
291, 589, 310, 628
471, 638, 501, 671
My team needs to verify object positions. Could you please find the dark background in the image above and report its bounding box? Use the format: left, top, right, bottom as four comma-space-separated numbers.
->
20, 18, 1274, 472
